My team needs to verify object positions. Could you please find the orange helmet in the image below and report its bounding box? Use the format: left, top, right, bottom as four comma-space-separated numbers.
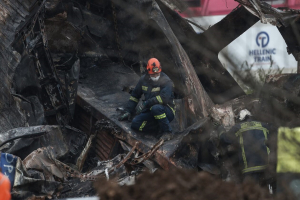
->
147, 58, 161, 74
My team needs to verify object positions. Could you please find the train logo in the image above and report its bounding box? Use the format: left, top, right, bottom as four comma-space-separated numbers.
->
256, 32, 269, 48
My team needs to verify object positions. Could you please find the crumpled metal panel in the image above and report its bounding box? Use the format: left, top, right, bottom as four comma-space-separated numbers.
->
23, 147, 68, 181
12, 157, 61, 199
149, 1, 214, 121
0, 151, 61, 199
0, 0, 39, 133
0, 126, 55, 147
237, 0, 300, 26
0, 125, 87, 164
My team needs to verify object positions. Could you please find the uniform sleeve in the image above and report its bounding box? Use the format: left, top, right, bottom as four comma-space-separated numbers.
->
125, 78, 143, 114
145, 80, 173, 107
220, 125, 239, 147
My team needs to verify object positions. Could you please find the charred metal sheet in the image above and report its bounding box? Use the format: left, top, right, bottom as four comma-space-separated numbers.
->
56, 57, 81, 116
0, 126, 55, 148
9, 153, 62, 199
237, 0, 300, 26
0, 0, 40, 133
10, 1, 74, 125
277, 19, 300, 62
157, 1, 247, 104
23, 147, 69, 181
196, 4, 258, 58
149, 1, 213, 120
77, 83, 208, 170
0, 125, 87, 162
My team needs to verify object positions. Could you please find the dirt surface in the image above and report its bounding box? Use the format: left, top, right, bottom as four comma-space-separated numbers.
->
94, 168, 294, 200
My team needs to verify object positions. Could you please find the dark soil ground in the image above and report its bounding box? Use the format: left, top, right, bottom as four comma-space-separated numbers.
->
94, 168, 295, 200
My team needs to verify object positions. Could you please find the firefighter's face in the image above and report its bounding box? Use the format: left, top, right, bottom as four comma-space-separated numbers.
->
150, 73, 160, 78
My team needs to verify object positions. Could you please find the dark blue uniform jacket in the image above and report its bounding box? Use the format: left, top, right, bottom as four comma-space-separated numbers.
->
126, 72, 175, 114
220, 119, 270, 174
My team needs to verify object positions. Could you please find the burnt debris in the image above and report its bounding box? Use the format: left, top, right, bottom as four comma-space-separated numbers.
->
1, 0, 300, 199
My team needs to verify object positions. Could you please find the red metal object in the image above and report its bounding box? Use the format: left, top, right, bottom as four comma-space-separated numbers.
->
180, 0, 300, 17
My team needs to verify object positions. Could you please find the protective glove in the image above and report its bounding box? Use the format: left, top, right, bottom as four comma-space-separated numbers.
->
136, 101, 147, 115
118, 112, 131, 121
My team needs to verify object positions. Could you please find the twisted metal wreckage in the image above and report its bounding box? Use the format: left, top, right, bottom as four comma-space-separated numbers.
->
1, 0, 300, 199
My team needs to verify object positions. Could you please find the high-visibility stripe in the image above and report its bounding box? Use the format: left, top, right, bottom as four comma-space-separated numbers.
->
156, 95, 163, 104
235, 127, 269, 137
142, 86, 148, 91
240, 121, 263, 129
235, 121, 270, 172
240, 134, 247, 169
277, 127, 300, 173
167, 104, 176, 115
154, 113, 166, 119
129, 96, 139, 103
151, 87, 160, 92
139, 121, 147, 131
242, 165, 267, 174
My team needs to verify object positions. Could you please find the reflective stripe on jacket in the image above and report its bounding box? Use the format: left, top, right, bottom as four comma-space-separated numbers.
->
126, 72, 175, 114
220, 120, 270, 174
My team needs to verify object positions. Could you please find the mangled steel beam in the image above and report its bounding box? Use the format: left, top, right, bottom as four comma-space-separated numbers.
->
12, 0, 74, 125
0, 0, 41, 133
149, 1, 213, 121
0, 126, 54, 148
159, 3, 249, 104
237, 0, 300, 26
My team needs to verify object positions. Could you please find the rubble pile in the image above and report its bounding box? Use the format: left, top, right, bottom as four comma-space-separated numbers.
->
0, 0, 300, 199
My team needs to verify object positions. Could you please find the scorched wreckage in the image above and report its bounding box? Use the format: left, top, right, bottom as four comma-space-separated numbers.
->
1, 0, 300, 199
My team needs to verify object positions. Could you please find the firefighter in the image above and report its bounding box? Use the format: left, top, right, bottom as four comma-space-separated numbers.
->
118, 58, 176, 141
220, 109, 270, 185
0, 168, 11, 200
